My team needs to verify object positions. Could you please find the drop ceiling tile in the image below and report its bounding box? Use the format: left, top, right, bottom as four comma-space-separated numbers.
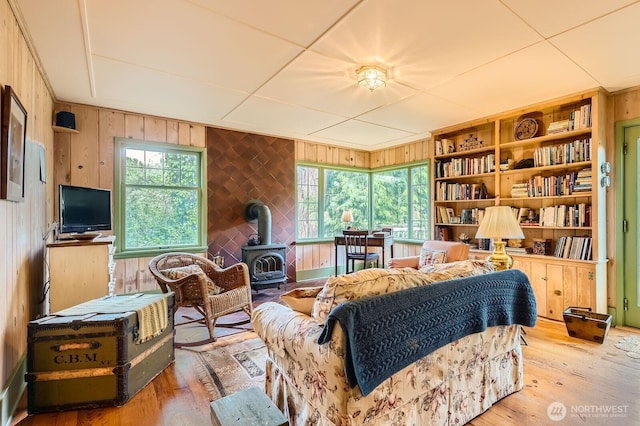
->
87, 0, 303, 93
428, 41, 600, 117
186, 0, 360, 46
358, 92, 481, 134
311, 0, 543, 91
224, 96, 346, 136
256, 50, 417, 117
550, 3, 640, 91
501, 0, 637, 38
88, 57, 248, 126
312, 119, 414, 147
16, 0, 92, 99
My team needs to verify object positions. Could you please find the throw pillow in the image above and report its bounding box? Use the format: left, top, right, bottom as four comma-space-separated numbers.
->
419, 248, 447, 268
160, 264, 224, 295
418, 259, 495, 282
280, 286, 323, 316
311, 268, 431, 325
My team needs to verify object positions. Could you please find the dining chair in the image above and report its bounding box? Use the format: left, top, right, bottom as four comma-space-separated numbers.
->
342, 230, 380, 274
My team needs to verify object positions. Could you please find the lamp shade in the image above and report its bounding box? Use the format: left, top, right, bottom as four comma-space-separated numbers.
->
341, 210, 354, 223
475, 206, 524, 240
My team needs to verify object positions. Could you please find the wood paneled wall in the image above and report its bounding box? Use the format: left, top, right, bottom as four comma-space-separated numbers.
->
0, 0, 54, 418
53, 103, 207, 295
293, 138, 431, 276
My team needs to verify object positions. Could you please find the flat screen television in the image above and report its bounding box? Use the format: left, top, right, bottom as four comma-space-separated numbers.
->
58, 185, 112, 237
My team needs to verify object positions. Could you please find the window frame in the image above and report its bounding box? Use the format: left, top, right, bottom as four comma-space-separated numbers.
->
114, 138, 208, 259
295, 161, 429, 243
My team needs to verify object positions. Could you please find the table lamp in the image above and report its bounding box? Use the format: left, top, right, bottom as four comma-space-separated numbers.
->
475, 206, 525, 270
341, 210, 354, 230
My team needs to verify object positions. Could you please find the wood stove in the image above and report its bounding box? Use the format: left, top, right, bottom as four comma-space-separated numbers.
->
242, 200, 287, 290
241, 244, 287, 290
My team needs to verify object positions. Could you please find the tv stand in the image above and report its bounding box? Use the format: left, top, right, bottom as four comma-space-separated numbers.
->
70, 232, 102, 240
46, 236, 116, 312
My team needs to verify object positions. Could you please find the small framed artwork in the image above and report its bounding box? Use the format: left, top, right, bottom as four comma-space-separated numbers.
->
1, 85, 27, 202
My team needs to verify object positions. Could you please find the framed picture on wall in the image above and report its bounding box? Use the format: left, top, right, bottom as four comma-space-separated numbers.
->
1, 85, 27, 202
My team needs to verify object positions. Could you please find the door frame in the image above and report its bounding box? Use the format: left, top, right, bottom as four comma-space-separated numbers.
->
615, 117, 640, 326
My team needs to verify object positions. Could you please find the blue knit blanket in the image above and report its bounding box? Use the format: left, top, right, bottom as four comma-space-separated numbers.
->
317, 269, 537, 396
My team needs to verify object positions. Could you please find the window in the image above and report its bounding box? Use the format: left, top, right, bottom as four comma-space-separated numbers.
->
372, 164, 429, 239
324, 169, 369, 236
296, 162, 429, 241
114, 138, 207, 256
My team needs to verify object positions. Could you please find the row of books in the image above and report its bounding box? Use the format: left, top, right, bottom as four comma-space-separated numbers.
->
533, 138, 591, 167
510, 168, 592, 197
570, 105, 592, 130
435, 182, 490, 201
554, 236, 592, 260
436, 206, 485, 225
434, 154, 495, 178
546, 105, 592, 134
539, 204, 591, 227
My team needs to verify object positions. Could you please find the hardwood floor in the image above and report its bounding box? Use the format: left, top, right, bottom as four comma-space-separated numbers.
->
13, 281, 640, 425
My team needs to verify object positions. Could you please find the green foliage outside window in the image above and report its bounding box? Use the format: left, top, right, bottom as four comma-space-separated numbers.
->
296, 163, 429, 240
115, 139, 206, 256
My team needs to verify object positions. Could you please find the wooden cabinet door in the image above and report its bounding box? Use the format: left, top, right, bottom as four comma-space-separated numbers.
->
545, 264, 564, 320
529, 261, 548, 317
576, 265, 595, 311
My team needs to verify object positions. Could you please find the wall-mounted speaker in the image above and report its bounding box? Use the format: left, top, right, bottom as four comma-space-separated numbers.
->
55, 111, 76, 130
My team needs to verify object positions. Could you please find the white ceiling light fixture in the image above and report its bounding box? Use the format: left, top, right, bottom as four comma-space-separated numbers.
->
356, 65, 387, 92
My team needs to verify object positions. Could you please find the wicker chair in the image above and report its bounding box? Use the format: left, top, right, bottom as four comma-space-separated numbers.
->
148, 252, 253, 347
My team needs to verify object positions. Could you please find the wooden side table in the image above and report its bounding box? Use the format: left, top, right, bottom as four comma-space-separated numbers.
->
210, 387, 288, 426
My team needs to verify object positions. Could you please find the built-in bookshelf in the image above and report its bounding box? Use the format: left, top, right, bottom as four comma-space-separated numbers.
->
431, 89, 608, 319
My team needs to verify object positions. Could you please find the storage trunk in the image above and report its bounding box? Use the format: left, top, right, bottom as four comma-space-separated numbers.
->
26, 293, 175, 414
563, 307, 612, 344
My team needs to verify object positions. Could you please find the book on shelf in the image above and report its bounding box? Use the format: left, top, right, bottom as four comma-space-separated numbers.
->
437, 206, 450, 224
506, 247, 533, 254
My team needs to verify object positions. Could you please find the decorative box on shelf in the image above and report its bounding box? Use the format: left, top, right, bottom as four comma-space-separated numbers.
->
532, 238, 552, 255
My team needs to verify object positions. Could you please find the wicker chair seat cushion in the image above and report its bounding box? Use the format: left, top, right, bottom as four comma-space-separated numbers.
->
160, 265, 224, 295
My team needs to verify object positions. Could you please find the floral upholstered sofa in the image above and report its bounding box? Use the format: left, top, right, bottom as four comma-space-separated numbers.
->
251, 261, 537, 425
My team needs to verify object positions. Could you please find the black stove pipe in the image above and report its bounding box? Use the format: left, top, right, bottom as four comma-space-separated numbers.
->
243, 200, 272, 246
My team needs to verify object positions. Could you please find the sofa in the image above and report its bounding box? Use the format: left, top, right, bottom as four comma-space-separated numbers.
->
387, 240, 470, 269
251, 262, 537, 425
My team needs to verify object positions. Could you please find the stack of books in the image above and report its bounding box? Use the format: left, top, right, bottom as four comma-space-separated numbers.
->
506, 246, 533, 255
547, 120, 570, 134
572, 168, 592, 192
510, 183, 529, 198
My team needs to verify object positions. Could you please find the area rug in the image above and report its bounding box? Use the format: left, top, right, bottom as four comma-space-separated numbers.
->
192, 331, 268, 400
615, 335, 640, 359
